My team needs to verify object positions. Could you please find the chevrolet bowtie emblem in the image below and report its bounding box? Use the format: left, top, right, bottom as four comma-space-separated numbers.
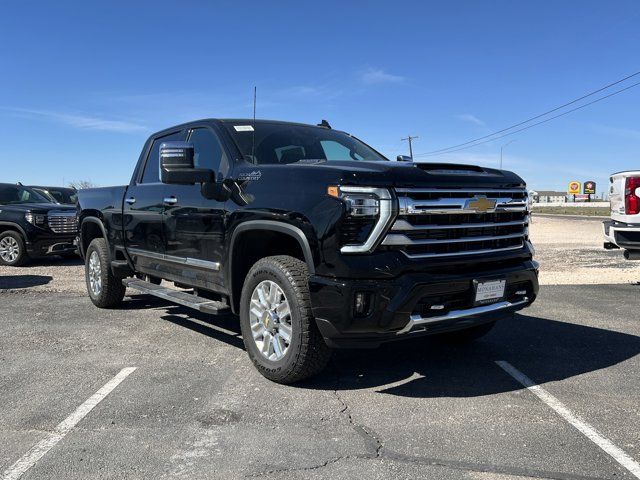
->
466, 196, 497, 213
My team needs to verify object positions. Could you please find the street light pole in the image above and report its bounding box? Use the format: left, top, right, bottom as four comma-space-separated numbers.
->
500, 140, 516, 169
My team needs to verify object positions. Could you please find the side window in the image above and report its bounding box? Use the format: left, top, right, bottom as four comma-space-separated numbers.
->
188, 128, 228, 176
141, 130, 186, 183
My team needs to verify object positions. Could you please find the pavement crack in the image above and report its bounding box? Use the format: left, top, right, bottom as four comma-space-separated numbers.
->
332, 370, 384, 458
245, 455, 358, 478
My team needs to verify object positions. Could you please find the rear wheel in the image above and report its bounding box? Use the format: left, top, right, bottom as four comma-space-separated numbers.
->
0, 231, 28, 266
85, 238, 125, 308
239, 255, 332, 384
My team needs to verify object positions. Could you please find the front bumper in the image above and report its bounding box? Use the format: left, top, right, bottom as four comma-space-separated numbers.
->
309, 260, 539, 348
25, 234, 77, 257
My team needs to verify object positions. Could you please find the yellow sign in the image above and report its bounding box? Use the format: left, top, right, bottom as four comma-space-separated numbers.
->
568, 181, 581, 195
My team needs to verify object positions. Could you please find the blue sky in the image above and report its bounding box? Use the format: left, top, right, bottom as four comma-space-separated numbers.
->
1, 0, 639, 195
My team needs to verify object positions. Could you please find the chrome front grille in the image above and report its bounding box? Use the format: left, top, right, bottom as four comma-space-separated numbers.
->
47, 211, 78, 234
383, 188, 529, 259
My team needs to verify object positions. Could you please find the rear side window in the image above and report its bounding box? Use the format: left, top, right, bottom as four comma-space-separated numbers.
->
188, 128, 228, 176
141, 130, 186, 183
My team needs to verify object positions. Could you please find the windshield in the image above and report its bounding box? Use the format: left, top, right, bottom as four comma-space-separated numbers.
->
35, 187, 78, 204
0, 185, 52, 205
223, 122, 388, 165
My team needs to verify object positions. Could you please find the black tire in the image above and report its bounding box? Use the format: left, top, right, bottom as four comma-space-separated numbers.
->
439, 320, 497, 344
85, 237, 125, 308
0, 230, 28, 266
239, 255, 332, 384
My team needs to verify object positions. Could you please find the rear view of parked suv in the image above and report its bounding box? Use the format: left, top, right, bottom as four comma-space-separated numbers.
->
0, 183, 78, 266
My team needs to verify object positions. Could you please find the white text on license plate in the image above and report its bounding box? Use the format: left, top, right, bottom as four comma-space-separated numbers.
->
475, 280, 506, 303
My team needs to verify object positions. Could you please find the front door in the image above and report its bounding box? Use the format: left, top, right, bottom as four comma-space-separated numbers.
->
162, 126, 229, 292
124, 129, 186, 276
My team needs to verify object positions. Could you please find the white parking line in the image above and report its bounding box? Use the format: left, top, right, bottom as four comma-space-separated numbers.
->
1, 367, 136, 480
496, 360, 640, 479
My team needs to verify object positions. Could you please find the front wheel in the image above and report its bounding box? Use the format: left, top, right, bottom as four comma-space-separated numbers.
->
0, 231, 28, 266
85, 238, 125, 308
239, 255, 332, 384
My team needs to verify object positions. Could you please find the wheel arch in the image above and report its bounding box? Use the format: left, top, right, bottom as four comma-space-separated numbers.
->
79, 217, 109, 258
0, 222, 28, 240
228, 220, 315, 314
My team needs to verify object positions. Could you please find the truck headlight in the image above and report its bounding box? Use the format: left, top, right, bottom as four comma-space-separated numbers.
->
25, 212, 46, 226
328, 186, 394, 253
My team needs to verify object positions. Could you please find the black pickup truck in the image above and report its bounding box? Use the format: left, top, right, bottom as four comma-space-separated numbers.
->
0, 183, 78, 266
77, 119, 539, 383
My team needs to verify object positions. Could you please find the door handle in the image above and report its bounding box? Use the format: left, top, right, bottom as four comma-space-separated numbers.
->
163, 196, 178, 205
125, 197, 136, 205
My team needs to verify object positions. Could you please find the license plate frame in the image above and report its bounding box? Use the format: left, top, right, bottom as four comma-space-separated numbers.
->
473, 279, 506, 305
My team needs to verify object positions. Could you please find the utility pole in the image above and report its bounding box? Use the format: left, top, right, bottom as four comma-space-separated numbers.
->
500, 139, 516, 169
401, 135, 419, 159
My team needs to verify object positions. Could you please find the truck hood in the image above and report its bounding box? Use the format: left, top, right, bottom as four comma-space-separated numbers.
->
281, 160, 526, 189
0, 203, 76, 213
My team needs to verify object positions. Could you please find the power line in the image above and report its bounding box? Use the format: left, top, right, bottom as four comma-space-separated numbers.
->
416, 80, 640, 157
400, 134, 419, 158
413, 69, 640, 157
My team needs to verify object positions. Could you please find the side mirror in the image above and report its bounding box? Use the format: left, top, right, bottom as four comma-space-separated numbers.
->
160, 141, 214, 185
397, 155, 413, 162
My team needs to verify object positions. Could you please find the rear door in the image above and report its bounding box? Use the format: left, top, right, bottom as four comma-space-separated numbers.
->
162, 125, 230, 292
124, 129, 186, 273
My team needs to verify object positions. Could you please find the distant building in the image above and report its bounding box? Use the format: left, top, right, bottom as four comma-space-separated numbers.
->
532, 191, 567, 203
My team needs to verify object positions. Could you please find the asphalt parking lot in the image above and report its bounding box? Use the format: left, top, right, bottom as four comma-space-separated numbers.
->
1, 217, 639, 480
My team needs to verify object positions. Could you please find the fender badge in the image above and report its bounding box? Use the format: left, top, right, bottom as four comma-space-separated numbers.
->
238, 170, 262, 182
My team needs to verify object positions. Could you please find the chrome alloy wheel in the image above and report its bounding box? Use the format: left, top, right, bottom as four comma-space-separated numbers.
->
0, 236, 19, 263
249, 280, 293, 361
88, 250, 102, 296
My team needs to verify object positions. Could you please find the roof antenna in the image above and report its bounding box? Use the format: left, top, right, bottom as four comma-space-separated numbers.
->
251, 86, 257, 163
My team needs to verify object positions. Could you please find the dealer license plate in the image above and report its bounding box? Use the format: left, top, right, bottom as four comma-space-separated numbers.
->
474, 279, 506, 304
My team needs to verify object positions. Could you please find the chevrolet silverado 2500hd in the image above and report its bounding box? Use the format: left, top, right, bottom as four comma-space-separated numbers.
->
77, 119, 539, 383
604, 170, 640, 259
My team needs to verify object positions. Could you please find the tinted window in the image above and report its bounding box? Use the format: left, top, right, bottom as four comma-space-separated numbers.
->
141, 130, 186, 183
223, 122, 387, 165
33, 188, 58, 203
320, 140, 365, 161
0, 186, 51, 205
188, 128, 227, 175
38, 188, 77, 204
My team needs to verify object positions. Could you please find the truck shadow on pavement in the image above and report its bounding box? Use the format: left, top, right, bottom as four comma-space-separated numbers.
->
121, 294, 246, 349
24, 256, 83, 267
0, 274, 53, 289
119, 295, 640, 398
306, 314, 640, 397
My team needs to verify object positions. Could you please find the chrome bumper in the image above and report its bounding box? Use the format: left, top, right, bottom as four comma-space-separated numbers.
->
397, 297, 530, 335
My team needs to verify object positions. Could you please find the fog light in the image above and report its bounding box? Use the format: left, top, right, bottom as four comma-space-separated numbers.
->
515, 290, 527, 296
354, 291, 373, 317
